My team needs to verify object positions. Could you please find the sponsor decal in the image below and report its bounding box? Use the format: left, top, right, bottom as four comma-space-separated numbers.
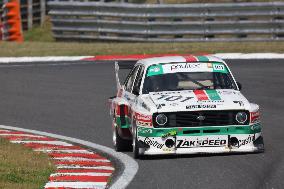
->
233, 101, 244, 106
135, 113, 152, 127
162, 130, 177, 139
236, 135, 255, 147
144, 137, 164, 149
213, 64, 225, 71
156, 103, 165, 109
147, 65, 164, 77
137, 121, 152, 127
153, 91, 182, 95
170, 63, 201, 71
137, 127, 153, 134
135, 113, 152, 122
212, 63, 228, 73
176, 138, 226, 148
186, 104, 217, 109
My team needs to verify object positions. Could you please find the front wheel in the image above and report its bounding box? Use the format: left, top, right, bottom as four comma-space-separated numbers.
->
113, 126, 131, 152
132, 127, 140, 159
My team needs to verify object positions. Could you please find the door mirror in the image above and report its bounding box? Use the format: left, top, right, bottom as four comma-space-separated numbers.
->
236, 81, 242, 91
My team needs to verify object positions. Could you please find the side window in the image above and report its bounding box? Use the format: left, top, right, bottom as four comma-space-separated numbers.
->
132, 66, 145, 94
125, 66, 140, 92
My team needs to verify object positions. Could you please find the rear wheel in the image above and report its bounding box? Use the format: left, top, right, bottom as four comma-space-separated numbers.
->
113, 125, 131, 152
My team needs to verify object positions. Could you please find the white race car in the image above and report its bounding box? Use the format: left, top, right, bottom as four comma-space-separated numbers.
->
109, 55, 264, 158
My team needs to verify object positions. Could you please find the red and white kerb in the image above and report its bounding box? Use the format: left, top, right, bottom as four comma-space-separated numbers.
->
0, 129, 114, 189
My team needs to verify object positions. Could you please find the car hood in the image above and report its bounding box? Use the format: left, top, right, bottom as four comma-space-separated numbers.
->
145, 89, 250, 112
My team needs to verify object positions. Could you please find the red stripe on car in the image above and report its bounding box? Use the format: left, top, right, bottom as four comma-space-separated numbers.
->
194, 90, 209, 101
183, 55, 198, 62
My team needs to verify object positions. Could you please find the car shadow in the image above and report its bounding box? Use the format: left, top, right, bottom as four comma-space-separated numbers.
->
138, 151, 262, 160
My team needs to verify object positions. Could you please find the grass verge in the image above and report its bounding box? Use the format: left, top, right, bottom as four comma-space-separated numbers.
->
0, 138, 55, 189
0, 41, 283, 57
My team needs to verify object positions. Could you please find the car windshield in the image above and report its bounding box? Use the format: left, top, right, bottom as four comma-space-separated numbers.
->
142, 63, 237, 94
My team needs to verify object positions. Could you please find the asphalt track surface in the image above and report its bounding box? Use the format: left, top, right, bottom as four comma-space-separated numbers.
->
0, 60, 283, 189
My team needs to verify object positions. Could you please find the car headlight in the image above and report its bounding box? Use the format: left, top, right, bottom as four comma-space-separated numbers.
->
156, 114, 168, 126
235, 112, 248, 124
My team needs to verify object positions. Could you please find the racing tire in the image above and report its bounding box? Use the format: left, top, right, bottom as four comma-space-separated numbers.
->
133, 127, 141, 159
253, 136, 265, 153
113, 126, 132, 152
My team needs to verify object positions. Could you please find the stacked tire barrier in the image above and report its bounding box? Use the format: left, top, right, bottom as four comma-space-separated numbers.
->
1, 0, 23, 42
48, 1, 284, 42
0, 0, 46, 31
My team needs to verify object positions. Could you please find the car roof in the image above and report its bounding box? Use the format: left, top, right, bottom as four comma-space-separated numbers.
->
136, 55, 227, 67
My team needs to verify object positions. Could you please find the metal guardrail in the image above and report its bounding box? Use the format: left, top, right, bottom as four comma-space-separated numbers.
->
48, 1, 284, 42
1, 0, 46, 30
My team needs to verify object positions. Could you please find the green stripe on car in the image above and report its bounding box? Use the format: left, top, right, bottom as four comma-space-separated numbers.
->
206, 90, 221, 100
196, 56, 209, 62
137, 124, 261, 137
116, 116, 131, 128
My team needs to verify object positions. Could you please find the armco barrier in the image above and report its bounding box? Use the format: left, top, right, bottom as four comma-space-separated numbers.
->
48, 1, 284, 42
2, 0, 24, 42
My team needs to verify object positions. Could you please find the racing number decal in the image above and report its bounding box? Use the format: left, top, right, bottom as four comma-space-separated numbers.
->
157, 95, 193, 102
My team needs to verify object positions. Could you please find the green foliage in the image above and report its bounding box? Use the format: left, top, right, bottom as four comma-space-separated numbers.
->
0, 138, 55, 189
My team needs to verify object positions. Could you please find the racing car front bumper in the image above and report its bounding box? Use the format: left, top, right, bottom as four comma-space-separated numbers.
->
137, 123, 264, 155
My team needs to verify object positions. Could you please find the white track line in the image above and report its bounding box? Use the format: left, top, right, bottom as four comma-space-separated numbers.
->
0, 125, 138, 189
44, 181, 107, 188
0, 133, 45, 137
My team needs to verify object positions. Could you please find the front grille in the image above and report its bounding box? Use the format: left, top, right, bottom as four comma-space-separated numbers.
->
153, 110, 250, 128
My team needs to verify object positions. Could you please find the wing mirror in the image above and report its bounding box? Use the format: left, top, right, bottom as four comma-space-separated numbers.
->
236, 81, 242, 91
